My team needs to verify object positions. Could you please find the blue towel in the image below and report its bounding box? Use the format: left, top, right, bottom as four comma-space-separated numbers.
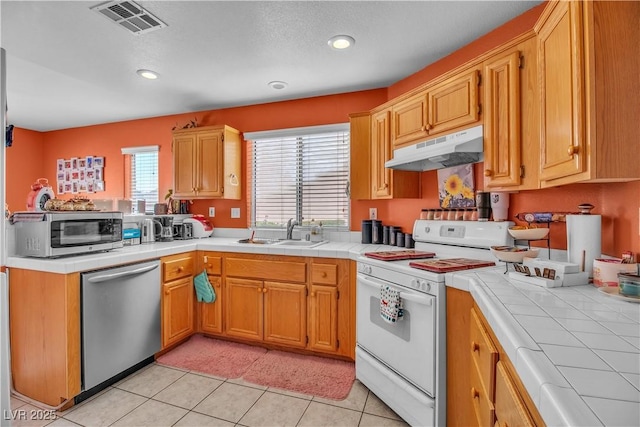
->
193, 271, 216, 303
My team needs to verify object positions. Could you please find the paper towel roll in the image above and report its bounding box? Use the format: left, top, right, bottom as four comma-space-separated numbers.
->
566, 214, 601, 277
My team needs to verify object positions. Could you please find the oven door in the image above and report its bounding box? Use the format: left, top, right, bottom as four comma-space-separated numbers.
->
356, 273, 436, 396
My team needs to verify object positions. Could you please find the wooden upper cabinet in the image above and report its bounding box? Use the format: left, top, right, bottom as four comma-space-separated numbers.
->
371, 109, 393, 199
370, 108, 419, 200
537, 0, 586, 183
427, 68, 480, 136
172, 125, 242, 199
348, 112, 371, 200
536, 0, 640, 186
483, 51, 522, 188
391, 91, 429, 147
390, 67, 481, 150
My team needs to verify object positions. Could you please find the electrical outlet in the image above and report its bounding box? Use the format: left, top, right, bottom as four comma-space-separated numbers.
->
208, 207, 215, 217
369, 208, 377, 220
231, 207, 241, 219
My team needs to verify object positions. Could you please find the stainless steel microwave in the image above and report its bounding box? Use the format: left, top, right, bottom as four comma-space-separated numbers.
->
12, 211, 124, 258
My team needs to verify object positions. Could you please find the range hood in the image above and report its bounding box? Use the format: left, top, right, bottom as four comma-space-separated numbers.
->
385, 125, 483, 171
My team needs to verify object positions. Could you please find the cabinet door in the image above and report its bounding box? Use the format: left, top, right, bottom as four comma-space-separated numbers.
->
371, 109, 392, 199
495, 361, 534, 427
196, 130, 224, 198
162, 277, 194, 349
225, 277, 263, 341
483, 51, 522, 188
349, 112, 371, 200
173, 133, 197, 198
427, 69, 480, 135
263, 281, 307, 348
391, 92, 429, 148
538, 0, 586, 182
201, 276, 223, 334
308, 284, 338, 353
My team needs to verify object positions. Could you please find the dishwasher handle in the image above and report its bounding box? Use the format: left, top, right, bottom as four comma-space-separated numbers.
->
86, 263, 159, 283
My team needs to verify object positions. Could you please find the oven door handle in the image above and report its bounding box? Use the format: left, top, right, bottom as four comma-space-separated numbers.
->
357, 273, 433, 306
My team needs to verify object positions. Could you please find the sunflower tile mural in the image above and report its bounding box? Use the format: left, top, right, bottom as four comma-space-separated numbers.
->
437, 164, 476, 209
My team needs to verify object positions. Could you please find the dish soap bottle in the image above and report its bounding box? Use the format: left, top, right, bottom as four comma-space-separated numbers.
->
310, 220, 323, 242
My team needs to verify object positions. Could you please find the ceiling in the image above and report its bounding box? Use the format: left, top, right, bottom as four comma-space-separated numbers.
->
1, 1, 541, 132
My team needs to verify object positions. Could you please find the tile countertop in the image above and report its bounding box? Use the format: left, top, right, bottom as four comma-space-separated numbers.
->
5, 237, 387, 274
448, 267, 640, 427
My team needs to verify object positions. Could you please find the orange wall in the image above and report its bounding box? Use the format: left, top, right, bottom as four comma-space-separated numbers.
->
5, 128, 45, 213
6, 1, 638, 259
7, 90, 387, 227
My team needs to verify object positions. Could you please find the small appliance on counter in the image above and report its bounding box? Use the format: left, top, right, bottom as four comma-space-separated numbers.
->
154, 215, 174, 241
26, 178, 55, 211
184, 215, 214, 238
170, 214, 194, 240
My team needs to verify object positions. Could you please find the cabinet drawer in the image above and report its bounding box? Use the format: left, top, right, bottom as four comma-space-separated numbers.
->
311, 263, 338, 285
226, 257, 306, 283
470, 357, 496, 427
495, 361, 534, 427
163, 253, 195, 282
470, 308, 498, 398
203, 255, 222, 276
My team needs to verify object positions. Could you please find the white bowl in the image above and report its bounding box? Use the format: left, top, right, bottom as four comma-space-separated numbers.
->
508, 227, 549, 240
490, 246, 539, 263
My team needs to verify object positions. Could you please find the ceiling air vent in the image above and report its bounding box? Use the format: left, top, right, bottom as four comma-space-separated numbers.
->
91, 1, 167, 35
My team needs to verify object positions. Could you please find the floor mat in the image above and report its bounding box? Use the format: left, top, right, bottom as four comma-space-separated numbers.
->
242, 349, 355, 400
157, 335, 355, 400
156, 334, 267, 378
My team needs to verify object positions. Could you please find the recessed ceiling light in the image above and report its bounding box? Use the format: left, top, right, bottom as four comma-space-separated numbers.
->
268, 81, 288, 90
136, 69, 159, 80
328, 35, 355, 50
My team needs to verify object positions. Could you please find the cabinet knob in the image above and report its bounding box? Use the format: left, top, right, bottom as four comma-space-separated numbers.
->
471, 387, 479, 399
321, 272, 327, 278
567, 145, 579, 156
311, 291, 316, 297
421, 126, 426, 132
165, 289, 170, 295
257, 287, 263, 293
383, 182, 388, 189
263, 288, 268, 293
484, 169, 493, 177
471, 341, 480, 352
207, 263, 212, 268
426, 123, 432, 130
177, 266, 184, 272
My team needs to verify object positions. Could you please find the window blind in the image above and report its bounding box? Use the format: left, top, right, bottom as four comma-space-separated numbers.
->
251, 126, 350, 230
122, 145, 159, 213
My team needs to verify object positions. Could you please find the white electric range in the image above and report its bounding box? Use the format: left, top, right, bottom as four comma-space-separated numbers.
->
355, 219, 514, 427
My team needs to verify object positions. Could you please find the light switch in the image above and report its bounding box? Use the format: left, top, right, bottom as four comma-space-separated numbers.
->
231, 208, 241, 218
208, 207, 215, 217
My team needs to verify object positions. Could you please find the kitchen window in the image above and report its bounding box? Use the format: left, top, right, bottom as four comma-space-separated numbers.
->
121, 145, 159, 214
246, 124, 350, 230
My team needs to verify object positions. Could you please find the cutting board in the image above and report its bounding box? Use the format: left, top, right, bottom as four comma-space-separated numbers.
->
364, 250, 436, 261
409, 258, 495, 273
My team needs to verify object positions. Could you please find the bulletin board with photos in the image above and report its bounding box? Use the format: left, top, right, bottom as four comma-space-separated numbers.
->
56, 156, 105, 195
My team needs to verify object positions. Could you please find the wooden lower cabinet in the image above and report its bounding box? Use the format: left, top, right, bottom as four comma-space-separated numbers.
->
200, 276, 223, 334
9, 269, 81, 406
264, 281, 307, 348
308, 284, 338, 353
446, 287, 544, 426
198, 251, 223, 334
161, 253, 195, 349
225, 277, 264, 341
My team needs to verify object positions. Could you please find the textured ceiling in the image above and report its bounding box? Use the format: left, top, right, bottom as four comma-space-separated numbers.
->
1, 1, 541, 131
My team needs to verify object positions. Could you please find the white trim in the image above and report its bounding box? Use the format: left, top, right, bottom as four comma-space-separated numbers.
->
121, 145, 159, 155
244, 123, 349, 141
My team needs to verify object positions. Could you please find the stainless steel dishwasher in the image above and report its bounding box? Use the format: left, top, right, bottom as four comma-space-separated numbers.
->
81, 259, 161, 391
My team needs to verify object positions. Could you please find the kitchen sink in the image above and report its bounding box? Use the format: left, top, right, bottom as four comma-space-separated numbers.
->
236, 238, 279, 245
274, 239, 328, 248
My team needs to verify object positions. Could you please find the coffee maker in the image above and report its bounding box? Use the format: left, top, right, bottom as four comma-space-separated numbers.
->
155, 216, 173, 241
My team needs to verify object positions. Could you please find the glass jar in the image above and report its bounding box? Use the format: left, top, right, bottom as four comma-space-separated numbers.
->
434, 209, 442, 220
446, 209, 456, 221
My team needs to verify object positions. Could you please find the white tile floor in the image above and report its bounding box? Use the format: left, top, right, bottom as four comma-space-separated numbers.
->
10, 363, 409, 427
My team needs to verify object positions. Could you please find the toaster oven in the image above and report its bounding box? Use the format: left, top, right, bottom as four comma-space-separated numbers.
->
11, 211, 124, 258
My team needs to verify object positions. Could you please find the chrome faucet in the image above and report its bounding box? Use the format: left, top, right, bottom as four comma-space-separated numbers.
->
286, 218, 297, 240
